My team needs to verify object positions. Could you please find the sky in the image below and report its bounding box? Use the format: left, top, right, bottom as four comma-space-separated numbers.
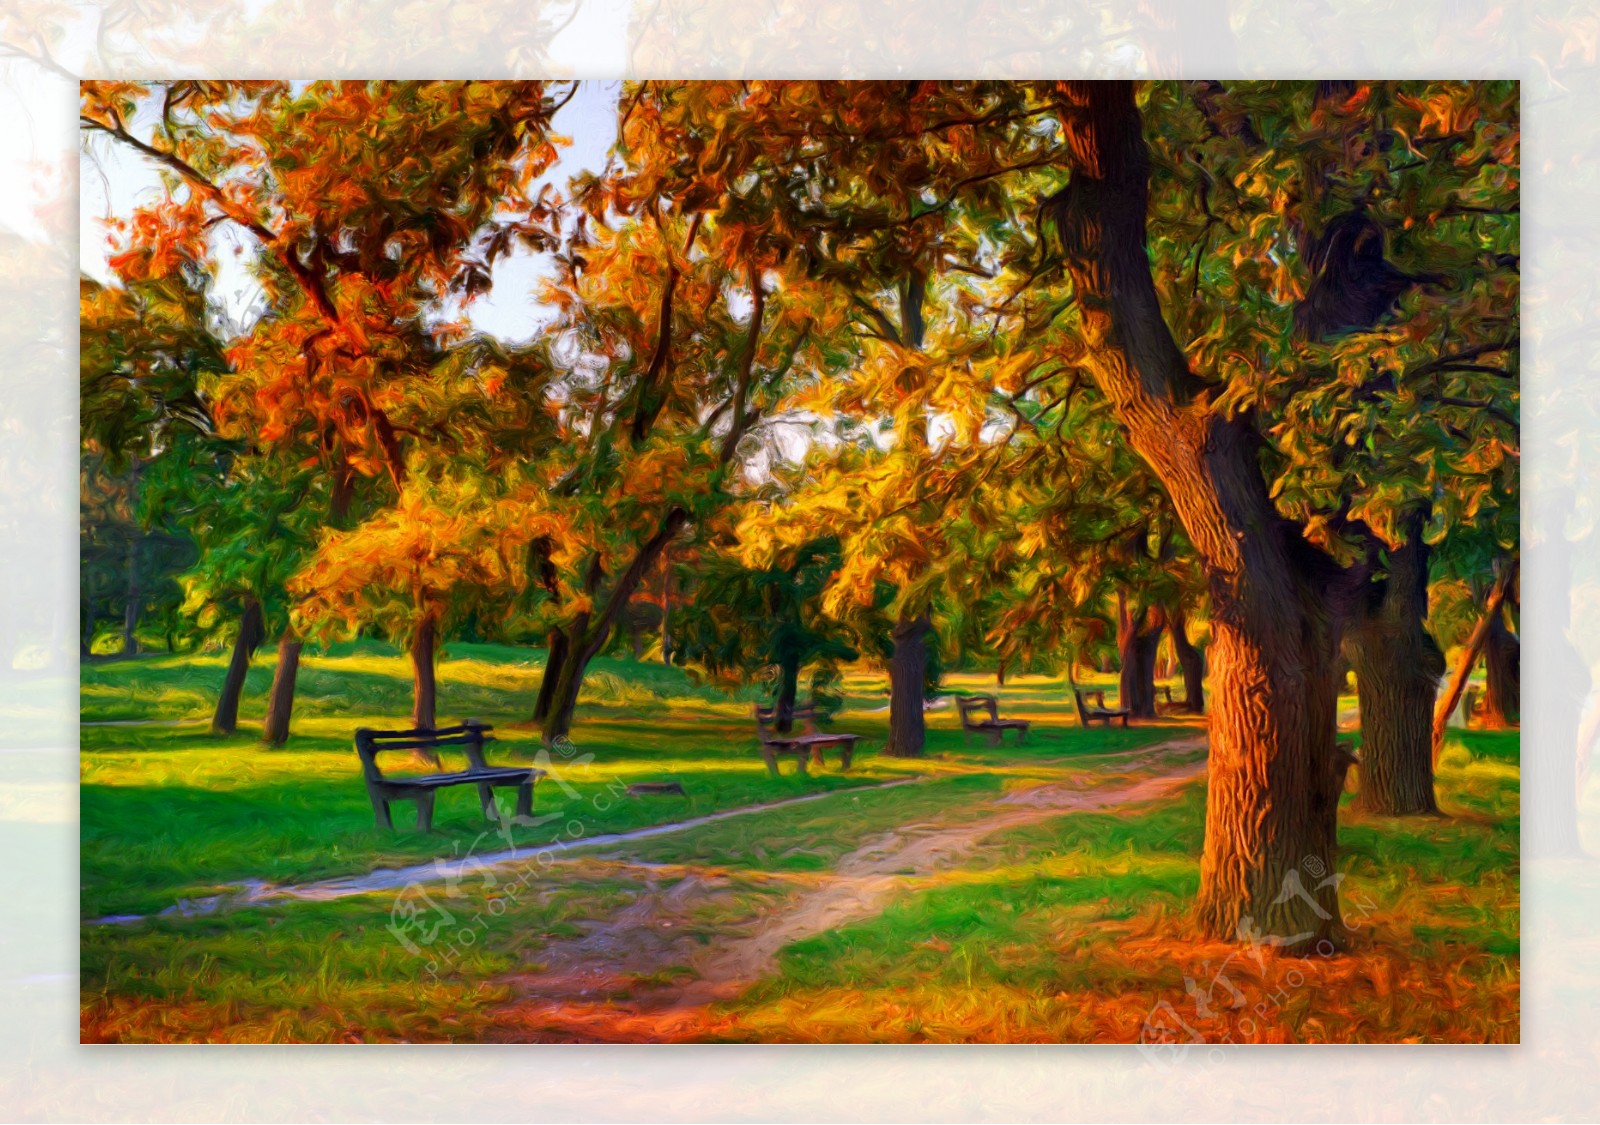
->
76, 79, 624, 344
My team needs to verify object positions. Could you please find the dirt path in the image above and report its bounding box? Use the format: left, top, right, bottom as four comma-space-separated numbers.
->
487, 736, 1207, 1041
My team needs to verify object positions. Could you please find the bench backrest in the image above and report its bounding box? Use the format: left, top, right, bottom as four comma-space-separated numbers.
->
1072, 689, 1090, 724
956, 695, 999, 727
1072, 689, 1109, 723
755, 703, 819, 736
353, 720, 493, 782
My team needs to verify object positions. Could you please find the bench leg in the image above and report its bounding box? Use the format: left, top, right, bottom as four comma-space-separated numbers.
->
370, 791, 394, 831
415, 791, 436, 833
840, 744, 854, 771
760, 745, 780, 778
478, 782, 500, 822
514, 780, 534, 820
792, 751, 809, 777
811, 744, 826, 768
988, 730, 1003, 748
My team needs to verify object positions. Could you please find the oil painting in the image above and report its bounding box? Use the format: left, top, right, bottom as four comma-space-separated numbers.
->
79, 79, 1519, 1043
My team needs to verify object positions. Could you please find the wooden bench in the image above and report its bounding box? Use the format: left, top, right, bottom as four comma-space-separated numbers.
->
755, 704, 860, 776
955, 694, 1031, 746
1073, 688, 1131, 728
354, 720, 545, 832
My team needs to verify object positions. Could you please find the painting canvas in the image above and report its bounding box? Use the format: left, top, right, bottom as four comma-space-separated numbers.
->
79, 79, 1519, 1045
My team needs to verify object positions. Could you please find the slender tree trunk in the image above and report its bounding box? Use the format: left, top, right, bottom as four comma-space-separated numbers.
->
775, 650, 801, 733
211, 597, 265, 735
261, 627, 303, 746
541, 626, 598, 743
886, 613, 931, 758
539, 509, 689, 745
412, 613, 438, 732
659, 548, 673, 666
532, 628, 569, 723
121, 547, 140, 656
1169, 607, 1205, 714
1432, 561, 1516, 762
121, 457, 142, 657
1482, 610, 1519, 727
1117, 595, 1162, 719
1344, 513, 1443, 815
1050, 82, 1353, 947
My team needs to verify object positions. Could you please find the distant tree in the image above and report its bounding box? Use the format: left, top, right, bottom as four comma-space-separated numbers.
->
670, 536, 857, 730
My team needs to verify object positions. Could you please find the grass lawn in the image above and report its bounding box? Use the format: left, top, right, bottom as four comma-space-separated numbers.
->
80, 642, 1521, 1044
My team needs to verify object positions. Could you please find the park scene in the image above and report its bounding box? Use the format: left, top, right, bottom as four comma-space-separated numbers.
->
80, 79, 1521, 1044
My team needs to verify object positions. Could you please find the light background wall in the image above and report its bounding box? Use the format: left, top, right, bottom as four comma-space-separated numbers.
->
0, 2, 1587, 1119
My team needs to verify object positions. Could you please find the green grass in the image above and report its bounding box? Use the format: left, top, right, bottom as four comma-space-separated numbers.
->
80, 646, 1179, 917
80, 645, 1521, 1044
706, 728, 1519, 1044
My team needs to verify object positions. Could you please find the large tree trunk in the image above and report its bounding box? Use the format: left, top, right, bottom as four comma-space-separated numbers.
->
886, 613, 931, 758
1344, 512, 1443, 815
1050, 82, 1353, 947
1169, 607, 1205, 714
261, 627, 303, 746
1432, 561, 1516, 762
1117, 595, 1163, 719
1481, 609, 1519, 728
211, 597, 265, 735
412, 613, 438, 732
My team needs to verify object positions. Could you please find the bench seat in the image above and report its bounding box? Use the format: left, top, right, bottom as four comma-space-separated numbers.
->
355, 720, 545, 832
956, 695, 1030, 746
755, 704, 859, 776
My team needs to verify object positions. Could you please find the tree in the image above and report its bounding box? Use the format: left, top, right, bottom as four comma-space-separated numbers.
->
490, 81, 855, 743
82, 80, 573, 736
80, 273, 223, 656
997, 79, 1516, 940
670, 536, 857, 729
291, 484, 519, 730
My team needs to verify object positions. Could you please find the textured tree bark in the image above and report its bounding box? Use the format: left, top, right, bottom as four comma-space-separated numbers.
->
1049, 82, 1353, 946
211, 597, 265, 735
1169, 607, 1206, 714
1432, 561, 1515, 762
886, 613, 931, 758
261, 627, 303, 746
1481, 610, 1519, 728
532, 628, 569, 723
1117, 595, 1163, 719
411, 613, 438, 732
1344, 514, 1443, 815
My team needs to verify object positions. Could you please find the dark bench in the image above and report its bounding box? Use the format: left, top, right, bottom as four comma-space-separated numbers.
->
755, 703, 859, 776
354, 720, 545, 832
955, 694, 1030, 746
1073, 688, 1131, 728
